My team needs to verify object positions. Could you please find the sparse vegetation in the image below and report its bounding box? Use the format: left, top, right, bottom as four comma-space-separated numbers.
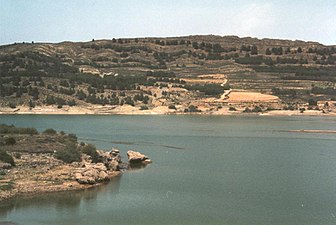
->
4, 137, 16, 145
55, 143, 81, 163
0, 124, 38, 135
0, 149, 15, 166
0, 35, 335, 114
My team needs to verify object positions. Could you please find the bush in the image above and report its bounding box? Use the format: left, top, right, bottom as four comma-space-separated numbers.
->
5, 137, 16, 145
55, 143, 81, 163
185, 84, 226, 96
13, 152, 21, 159
252, 106, 263, 113
243, 107, 251, 113
9, 102, 16, 109
68, 133, 77, 141
140, 106, 149, 110
43, 128, 57, 135
168, 105, 176, 110
308, 99, 317, 106
0, 149, 15, 166
187, 105, 201, 113
0, 124, 38, 135
229, 107, 236, 111
81, 144, 101, 163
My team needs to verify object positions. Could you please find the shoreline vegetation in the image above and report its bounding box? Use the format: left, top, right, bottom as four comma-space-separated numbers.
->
0, 124, 151, 201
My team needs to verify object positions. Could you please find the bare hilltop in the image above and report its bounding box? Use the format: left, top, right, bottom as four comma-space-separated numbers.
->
1, 35, 335, 115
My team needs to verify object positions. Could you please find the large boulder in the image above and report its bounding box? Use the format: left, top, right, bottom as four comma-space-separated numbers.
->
127, 150, 152, 164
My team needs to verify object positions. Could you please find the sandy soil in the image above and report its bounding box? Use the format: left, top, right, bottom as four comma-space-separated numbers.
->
227, 91, 280, 103
1, 105, 335, 116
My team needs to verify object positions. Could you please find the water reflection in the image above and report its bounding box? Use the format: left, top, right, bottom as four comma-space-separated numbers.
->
0, 176, 121, 218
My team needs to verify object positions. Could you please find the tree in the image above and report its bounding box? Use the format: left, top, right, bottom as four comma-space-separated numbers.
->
308, 98, 317, 106
46, 95, 56, 105
82, 144, 101, 163
29, 99, 35, 108
192, 42, 199, 49
5, 137, 16, 145
55, 143, 81, 163
285, 47, 291, 54
265, 48, 271, 55
0, 150, 15, 166
251, 45, 258, 55
43, 128, 57, 135
168, 105, 176, 110
297, 47, 303, 53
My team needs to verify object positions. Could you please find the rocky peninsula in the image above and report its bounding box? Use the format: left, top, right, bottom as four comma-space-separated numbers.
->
0, 124, 151, 201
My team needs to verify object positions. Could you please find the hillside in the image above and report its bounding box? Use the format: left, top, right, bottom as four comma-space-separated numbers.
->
0, 35, 335, 115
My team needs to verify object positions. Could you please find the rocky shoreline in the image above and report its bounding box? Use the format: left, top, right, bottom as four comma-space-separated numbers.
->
0, 149, 151, 202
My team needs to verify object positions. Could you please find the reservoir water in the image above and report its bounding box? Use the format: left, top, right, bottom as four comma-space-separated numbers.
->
1, 115, 336, 225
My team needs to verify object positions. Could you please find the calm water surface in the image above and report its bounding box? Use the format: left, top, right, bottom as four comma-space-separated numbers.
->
0, 115, 336, 225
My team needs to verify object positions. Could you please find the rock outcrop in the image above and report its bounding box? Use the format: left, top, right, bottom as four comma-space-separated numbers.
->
97, 148, 122, 171
127, 150, 152, 164
74, 163, 109, 184
73, 148, 127, 185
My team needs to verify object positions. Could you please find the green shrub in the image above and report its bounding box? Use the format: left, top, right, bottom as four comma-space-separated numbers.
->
5, 137, 16, 145
0, 149, 15, 166
308, 98, 317, 106
0, 181, 14, 191
68, 133, 77, 141
229, 107, 236, 111
243, 107, 251, 113
9, 102, 16, 109
43, 128, 57, 135
252, 106, 263, 113
188, 105, 201, 112
0, 124, 38, 135
140, 106, 149, 110
81, 144, 101, 163
168, 105, 176, 110
55, 143, 81, 163
13, 152, 21, 159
